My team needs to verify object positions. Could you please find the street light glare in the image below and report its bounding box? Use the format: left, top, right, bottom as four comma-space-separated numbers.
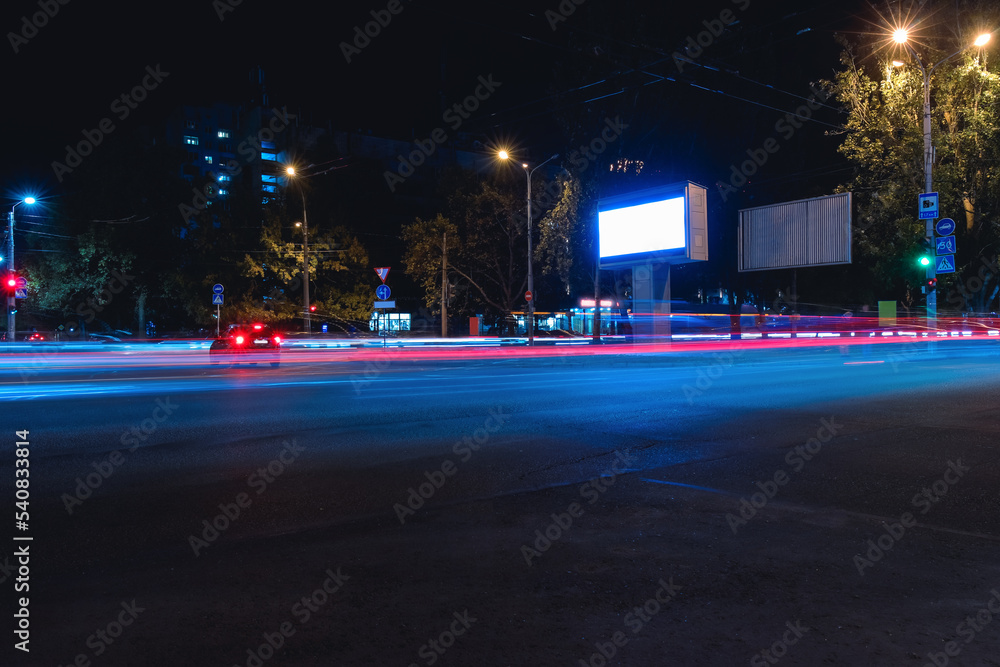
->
286, 166, 296, 176
498, 150, 509, 160
975, 33, 991, 47
893, 29, 909, 44
23, 197, 36, 205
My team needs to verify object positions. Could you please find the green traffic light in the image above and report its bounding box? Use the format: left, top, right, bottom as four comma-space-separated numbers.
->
919, 256, 931, 266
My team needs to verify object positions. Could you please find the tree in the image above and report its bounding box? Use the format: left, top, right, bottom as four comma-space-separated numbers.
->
401, 214, 458, 322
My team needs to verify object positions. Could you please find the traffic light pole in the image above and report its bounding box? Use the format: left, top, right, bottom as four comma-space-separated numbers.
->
922, 66, 936, 331
7, 208, 15, 342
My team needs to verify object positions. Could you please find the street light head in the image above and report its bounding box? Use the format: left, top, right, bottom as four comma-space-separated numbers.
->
975, 33, 991, 47
521, 163, 529, 169
498, 150, 509, 160
23, 197, 36, 205
286, 166, 296, 176
295, 221, 302, 227
893, 29, 909, 44
891, 60, 905, 67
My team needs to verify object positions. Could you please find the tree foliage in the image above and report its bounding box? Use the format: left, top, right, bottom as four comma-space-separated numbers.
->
830, 2, 1000, 311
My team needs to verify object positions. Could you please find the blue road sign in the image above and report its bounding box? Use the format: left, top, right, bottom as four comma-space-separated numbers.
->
935, 218, 956, 236
212, 294, 224, 305
213, 283, 224, 294
15, 277, 26, 289
919, 192, 939, 220
935, 235, 957, 255
373, 300, 395, 308
14, 288, 27, 299
376, 284, 391, 300
935, 255, 956, 274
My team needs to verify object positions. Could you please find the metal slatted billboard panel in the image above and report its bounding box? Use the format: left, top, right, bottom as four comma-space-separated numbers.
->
738, 192, 852, 272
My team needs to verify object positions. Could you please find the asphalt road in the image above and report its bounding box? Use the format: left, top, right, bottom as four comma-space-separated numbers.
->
2, 339, 1000, 666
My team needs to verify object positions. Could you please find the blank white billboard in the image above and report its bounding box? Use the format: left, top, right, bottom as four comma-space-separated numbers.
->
599, 197, 685, 259
598, 182, 708, 268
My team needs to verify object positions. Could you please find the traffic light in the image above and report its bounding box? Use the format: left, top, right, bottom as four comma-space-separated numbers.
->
918, 237, 933, 267
922, 277, 937, 294
3, 274, 17, 296
309, 305, 316, 312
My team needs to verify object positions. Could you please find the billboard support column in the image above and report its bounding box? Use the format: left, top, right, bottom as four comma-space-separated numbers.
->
632, 262, 671, 342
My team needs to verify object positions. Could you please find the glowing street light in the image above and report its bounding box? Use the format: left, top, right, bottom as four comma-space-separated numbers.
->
498, 150, 559, 346
285, 166, 311, 333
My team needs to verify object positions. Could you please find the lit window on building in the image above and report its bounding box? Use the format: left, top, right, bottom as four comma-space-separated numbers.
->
262, 184, 277, 193
261, 141, 276, 150
261, 152, 277, 161
218, 130, 230, 139
218, 174, 231, 182
184, 136, 199, 146
261, 174, 277, 183
204, 156, 213, 164
218, 189, 228, 196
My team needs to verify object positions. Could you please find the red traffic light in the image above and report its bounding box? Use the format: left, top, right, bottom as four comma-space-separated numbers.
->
926, 278, 937, 288
3, 274, 17, 294
309, 305, 316, 312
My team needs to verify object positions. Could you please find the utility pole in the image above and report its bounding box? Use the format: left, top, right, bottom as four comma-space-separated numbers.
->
441, 232, 448, 337
6, 209, 14, 342
301, 191, 311, 334
592, 265, 600, 343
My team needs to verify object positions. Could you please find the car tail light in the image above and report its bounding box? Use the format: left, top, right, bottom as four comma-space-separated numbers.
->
273, 336, 281, 344
235, 335, 244, 345
252, 324, 263, 330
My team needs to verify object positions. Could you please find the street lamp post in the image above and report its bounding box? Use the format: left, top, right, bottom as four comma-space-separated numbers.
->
893, 30, 991, 330
286, 167, 311, 334
7, 197, 35, 341
499, 151, 559, 346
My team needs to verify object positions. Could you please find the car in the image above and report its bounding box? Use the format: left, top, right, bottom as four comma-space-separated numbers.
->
24, 332, 48, 342
209, 323, 281, 367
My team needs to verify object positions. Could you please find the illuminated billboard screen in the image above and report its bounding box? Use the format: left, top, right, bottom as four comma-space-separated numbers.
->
598, 182, 708, 268
599, 197, 685, 259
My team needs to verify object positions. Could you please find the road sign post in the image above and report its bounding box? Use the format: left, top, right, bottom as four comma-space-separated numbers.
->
212, 285, 224, 337
919, 194, 940, 334
373, 269, 392, 346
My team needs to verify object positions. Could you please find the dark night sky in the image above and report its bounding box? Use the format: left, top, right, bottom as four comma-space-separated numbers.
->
0, 0, 878, 203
